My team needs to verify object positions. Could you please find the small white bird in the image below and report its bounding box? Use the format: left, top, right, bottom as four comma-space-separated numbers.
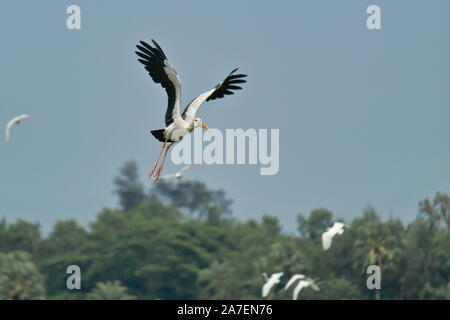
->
285, 274, 320, 300
284, 274, 305, 290
150, 163, 197, 181
5, 114, 31, 142
321, 222, 346, 250
291, 278, 320, 300
262, 272, 284, 298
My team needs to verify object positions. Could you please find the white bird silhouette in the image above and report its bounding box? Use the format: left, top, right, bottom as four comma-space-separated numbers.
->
5, 114, 31, 142
284, 274, 305, 290
150, 163, 197, 181
321, 222, 346, 250
291, 278, 320, 300
262, 272, 284, 298
285, 274, 319, 300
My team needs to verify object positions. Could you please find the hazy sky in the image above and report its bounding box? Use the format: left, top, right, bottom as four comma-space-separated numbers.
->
1, 1, 449, 234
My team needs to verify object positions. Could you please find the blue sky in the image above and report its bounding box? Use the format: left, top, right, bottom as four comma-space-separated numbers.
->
0, 1, 449, 234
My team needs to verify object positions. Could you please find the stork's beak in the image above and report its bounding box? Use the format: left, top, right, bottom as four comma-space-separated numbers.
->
201, 122, 209, 130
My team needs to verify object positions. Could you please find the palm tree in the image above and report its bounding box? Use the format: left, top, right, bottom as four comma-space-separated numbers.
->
352, 212, 402, 300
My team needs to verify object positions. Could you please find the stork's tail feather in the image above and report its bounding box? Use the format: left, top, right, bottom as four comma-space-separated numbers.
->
151, 129, 167, 142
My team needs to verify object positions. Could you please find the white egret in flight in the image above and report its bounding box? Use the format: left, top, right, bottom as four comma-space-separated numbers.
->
135, 39, 247, 180
262, 272, 284, 298
285, 274, 320, 300
321, 222, 346, 250
284, 274, 305, 290
5, 114, 31, 142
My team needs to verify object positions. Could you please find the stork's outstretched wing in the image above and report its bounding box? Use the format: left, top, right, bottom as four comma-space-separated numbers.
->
135, 39, 182, 126
182, 69, 247, 119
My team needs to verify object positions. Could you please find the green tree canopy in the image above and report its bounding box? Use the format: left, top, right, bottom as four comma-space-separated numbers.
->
0, 251, 46, 300
297, 208, 333, 241
113, 160, 147, 211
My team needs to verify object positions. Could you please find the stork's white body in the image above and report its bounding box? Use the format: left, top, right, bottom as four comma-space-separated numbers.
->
163, 118, 194, 142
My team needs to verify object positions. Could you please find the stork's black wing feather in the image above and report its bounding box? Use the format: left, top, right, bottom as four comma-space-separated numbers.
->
206, 68, 247, 102
135, 39, 181, 127
181, 68, 248, 119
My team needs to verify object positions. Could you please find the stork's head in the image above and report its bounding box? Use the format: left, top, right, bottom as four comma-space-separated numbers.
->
193, 118, 209, 130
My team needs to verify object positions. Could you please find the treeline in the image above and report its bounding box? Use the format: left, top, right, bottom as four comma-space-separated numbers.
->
0, 160, 449, 300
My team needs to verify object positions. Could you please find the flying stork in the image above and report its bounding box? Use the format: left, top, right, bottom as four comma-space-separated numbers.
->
135, 39, 247, 180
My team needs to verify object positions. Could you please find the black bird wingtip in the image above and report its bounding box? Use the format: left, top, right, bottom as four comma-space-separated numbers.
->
151, 39, 162, 49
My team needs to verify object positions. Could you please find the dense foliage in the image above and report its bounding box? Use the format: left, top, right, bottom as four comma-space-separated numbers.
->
0, 160, 449, 300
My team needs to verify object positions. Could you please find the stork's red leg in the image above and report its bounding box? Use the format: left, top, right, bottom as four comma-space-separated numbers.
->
148, 142, 166, 178
154, 143, 174, 181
